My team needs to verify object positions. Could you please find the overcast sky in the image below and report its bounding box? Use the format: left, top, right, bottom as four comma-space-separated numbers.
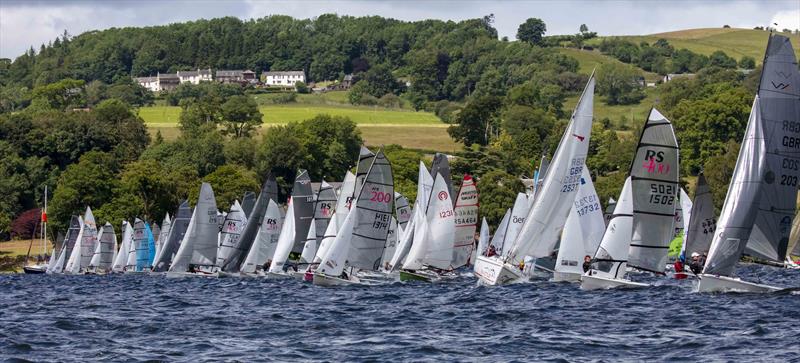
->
1, 0, 798, 59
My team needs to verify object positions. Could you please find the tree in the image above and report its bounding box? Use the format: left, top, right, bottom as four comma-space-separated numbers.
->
220, 95, 263, 138
448, 96, 502, 146
199, 164, 259, 208
580, 24, 589, 33
517, 18, 547, 46
49, 151, 119, 232
703, 140, 739, 211
739, 56, 756, 70
295, 81, 309, 94
709, 50, 737, 69
596, 62, 645, 105
476, 169, 524, 225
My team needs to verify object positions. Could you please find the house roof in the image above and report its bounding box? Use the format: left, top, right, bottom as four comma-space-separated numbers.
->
135, 77, 157, 83
216, 70, 244, 77
263, 71, 305, 76
177, 69, 212, 77
157, 73, 179, 80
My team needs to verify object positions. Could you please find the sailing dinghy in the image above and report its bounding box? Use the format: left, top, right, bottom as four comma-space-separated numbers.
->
697, 35, 800, 293
86, 222, 116, 274
240, 198, 284, 276
112, 221, 133, 273
474, 74, 595, 286
48, 216, 81, 274
267, 170, 313, 277
167, 182, 220, 277
64, 207, 97, 274
152, 201, 191, 272
451, 175, 479, 269
314, 149, 394, 286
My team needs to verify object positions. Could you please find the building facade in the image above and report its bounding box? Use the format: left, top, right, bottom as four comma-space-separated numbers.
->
263, 71, 305, 87
177, 69, 213, 84
135, 73, 180, 92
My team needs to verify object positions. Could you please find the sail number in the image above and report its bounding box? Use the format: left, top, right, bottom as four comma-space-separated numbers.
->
561, 158, 585, 193
780, 175, 798, 186
439, 210, 454, 218
576, 203, 601, 217
649, 184, 675, 205
370, 192, 392, 203
783, 120, 800, 133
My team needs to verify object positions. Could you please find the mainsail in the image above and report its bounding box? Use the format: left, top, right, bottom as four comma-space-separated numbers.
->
430, 153, 454, 206
475, 218, 490, 257
268, 198, 297, 274
291, 170, 314, 253
241, 199, 284, 274
154, 214, 171, 265
683, 173, 715, 259
223, 174, 279, 272
501, 194, 528, 258
300, 220, 318, 263
395, 193, 412, 230
152, 201, 191, 272
134, 219, 156, 271
169, 182, 219, 272
704, 36, 800, 275
403, 173, 455, 270
314, 181, 337, 243
555, 167, 605, 277
65, 207, 97, 274
241, 191, 256, 218
347, 149, 394, 270
334, 171, 356, 230
112, 221, 133, 273
506, 75, 594, 263
589, 177, 634, 280
451, 175, 479, 268
49, 215, 80, 273
627, 108, 679, 274
215, 201, 247, 269
89, 222, 116, 272
380, 217, 399, 268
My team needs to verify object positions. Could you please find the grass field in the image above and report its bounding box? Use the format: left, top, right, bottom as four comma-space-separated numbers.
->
557, 48, 661, 82
563, 87, 659, 129
139, 104, 441, 126
589, 28, 800, 63
0, 240, 36, 257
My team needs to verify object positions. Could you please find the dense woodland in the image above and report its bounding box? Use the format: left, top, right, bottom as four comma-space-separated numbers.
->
0, 14, 767, 242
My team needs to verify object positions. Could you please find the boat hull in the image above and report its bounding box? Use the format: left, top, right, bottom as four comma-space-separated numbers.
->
264, 272, 293, 279
23, 265, 47, 274
474, 256, 525, 286
696, 274, 781, 293
399, 270, 432, 282
312, 273, 360, 286
552, 271, 581, 283
580, 274, 649, 291
165, 271, 219, 278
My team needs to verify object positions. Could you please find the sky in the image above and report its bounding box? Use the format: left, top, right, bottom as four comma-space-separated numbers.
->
1, 0, 798, 59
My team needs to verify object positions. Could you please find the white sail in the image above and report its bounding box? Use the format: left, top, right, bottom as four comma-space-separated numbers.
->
380, 217, 399, 268
395, 193, 412, 230
215, 201, 247, 269
388, 204, 421, 270
555, 167, 605, 279
51, 216, 81, 273
154, 214, 171, 265
507, 75, 595, 263
627, 108, 679, 274
502, 194, 529, 258
112, 221, 133, 273
300, 219, 317, 263
474, 218, 490, 259
313, 212, 339, 264
317, 207, 356, 277
268, 198, 297, 274
334, 171, 356, 231
241, 199, 284, 274
402, 173, 455, 270
315, 181, 337, 243
65, 207, 97, 274
169, 182, 219, 272
451, 175, 479, 268
225, 175, 279, 272
587, 177, 634, 280
89, 222, 116, 272
490, 209, 511, 255
684, 174, 717, 259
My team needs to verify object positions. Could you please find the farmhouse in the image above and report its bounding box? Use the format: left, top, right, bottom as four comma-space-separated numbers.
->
134, 73, 180, 92
662, 73, 696, 83
177, 69, 213, 84
263, 71, 305, 87
216, 70, 257, 84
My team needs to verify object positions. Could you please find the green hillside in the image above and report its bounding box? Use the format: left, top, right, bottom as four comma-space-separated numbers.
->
557, 48, 661, 82
590, 28, 800, 62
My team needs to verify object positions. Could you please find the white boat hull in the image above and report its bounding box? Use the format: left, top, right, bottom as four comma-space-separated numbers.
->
580, 274, 649, 290
265, 272, 293, 279
552, 271, 581, 283
165, 271, 219, 278
312, 273, 360, 286
473, 256, 525, 286
696, 274, 781, 293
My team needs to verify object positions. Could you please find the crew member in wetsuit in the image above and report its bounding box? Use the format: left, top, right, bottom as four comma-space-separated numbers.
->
689, 252, 703, 274
583, 255, 592, 273
486, 245, 497, 257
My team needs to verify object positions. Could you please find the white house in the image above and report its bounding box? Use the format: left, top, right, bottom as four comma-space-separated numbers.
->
263, 71, 305, 87
663, 73, 696, 83
177, 69, 213, 84
134, 73, 180, 92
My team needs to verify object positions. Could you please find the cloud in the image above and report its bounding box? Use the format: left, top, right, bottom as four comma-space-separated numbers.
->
1, 0, 798, 59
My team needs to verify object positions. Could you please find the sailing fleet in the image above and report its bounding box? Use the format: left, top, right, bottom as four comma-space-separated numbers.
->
32, 35, 800, 293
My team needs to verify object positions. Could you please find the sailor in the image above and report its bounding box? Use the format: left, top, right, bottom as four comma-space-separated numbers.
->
518, 260, 525, 271
689, 252, 703, 274
674, 258, 684, 273
486, 245, 497, 257
582, 255, 592, 273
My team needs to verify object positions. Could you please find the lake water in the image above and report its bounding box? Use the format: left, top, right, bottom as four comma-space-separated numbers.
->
1, 264, 798, 362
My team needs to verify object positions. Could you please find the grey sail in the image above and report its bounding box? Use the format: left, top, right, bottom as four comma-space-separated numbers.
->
395, 192, 412, 230
221, 174, 279, 272
744, 35, 800, 263
169, 182, 219, 272
355, 146, 376, 199
240, 199, 284, 273
152, 200, 192, 272
430, 153, 454, 207
89, 222, 115, 272
314, 181, 337, 244
241, 191, 256, 218
291, 170, 315, 253
348, 149, 394, 270
684, 173, 715, 258
627, 108, 679, 274
52, 215, 81, 273
215, 201, 247, 270
705, 35, 800, 275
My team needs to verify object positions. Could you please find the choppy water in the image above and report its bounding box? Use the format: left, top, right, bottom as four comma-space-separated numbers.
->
1, 264, 798, 362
